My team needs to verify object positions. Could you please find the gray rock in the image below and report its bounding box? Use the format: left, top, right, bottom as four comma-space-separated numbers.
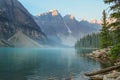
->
103, 71, 120, 80
34, 10, 101, 46
116, 76, 120, 80
0, 0, 46, 44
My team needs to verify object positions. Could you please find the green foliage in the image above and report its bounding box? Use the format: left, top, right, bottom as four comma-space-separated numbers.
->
104, 0, 115, 4
100, 10, 112, 48
110, 44, 120, 58
103, 0, 120, 59
75, 33, 100, 48
104, 0, 120, 45
110, 12, 120, 18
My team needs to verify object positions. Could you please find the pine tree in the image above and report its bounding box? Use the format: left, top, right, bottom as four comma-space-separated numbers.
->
104, 0, 120, 57
104, 0, 120, 44
100, 10, 112, 48
75, 33, 100, 48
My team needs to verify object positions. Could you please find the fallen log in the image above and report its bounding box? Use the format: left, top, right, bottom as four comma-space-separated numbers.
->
85, 65, 120, 76
89, 75, 103, 80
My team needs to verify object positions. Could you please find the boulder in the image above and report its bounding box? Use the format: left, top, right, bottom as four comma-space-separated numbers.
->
103, 71, 120, 80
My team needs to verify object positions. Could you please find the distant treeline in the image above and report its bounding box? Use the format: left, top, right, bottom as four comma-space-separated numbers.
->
75, 33, 100, 48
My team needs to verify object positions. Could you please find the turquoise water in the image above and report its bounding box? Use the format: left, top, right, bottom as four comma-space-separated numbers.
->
0, 48, 100, 80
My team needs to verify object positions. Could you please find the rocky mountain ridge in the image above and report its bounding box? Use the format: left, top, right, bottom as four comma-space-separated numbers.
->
34, 10, 101, 46
0, 0, 47, 47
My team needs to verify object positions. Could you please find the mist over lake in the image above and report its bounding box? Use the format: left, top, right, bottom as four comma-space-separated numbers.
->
0, 48, 100, 80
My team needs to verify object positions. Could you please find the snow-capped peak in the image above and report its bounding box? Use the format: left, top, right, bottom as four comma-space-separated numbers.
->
90, 19, 102, 24
90, 19, 97, 23
36, 13, 41, 16
36, 9, 59, 17
49, 9, 58, 16
69, 15, 75, 20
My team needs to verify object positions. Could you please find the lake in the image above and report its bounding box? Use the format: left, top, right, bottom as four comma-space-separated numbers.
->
0, 48, 100, 80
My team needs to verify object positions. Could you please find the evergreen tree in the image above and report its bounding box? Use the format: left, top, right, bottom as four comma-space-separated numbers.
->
104, 0, 120, 57
100, 10, 112, 48
75, 33, 100, 48
104, 0, 120, 44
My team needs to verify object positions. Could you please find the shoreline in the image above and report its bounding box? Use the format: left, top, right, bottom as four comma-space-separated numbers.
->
85, 48, 120, 80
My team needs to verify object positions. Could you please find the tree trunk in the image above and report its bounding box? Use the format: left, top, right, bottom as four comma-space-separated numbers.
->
85, 65, 120, 76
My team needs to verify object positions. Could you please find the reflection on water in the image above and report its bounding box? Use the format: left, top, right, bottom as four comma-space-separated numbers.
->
0, 48, 100, 80
76, 48, 96, 54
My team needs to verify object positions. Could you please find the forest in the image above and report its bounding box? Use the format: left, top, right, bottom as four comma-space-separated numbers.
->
75, 0, 120, 58
75, 33, 100, 48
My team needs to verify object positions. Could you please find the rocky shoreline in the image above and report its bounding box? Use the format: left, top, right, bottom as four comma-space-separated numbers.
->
86, 48, 111, 64
85, 48, 120, 80
87, 71, 120, 80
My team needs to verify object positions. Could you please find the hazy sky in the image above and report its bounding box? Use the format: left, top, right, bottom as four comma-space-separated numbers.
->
19, 0, 108, 21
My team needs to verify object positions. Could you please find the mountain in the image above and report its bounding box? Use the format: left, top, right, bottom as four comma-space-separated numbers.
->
34, 9, 70, 45
34, 10, 101, 47
64, 15, 101, 38
90, 19, 102, 24
79, 20, 101, 34
0, 0, 46, 47
63, 15, 82, 38
63, 15, 101, 46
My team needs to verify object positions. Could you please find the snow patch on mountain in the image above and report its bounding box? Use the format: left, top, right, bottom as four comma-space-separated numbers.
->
70, 15, 75, 20
90, 19, 102, 24
49, 9, 58, 16
64, 21, 72, 34
36, 9, 59, 17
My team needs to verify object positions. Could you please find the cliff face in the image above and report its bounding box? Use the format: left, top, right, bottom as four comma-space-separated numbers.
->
34, 10, 71, 45
64, 15, 101, 38
34, 10, 69, 36
0, 0, 46, 42
35, 10, 101, 46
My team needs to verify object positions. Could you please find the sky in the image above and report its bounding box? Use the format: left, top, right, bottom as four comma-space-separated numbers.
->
18, 0, 108, 21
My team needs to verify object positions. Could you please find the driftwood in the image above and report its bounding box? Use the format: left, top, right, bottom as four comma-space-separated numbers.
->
89, 75, 103, 80
85, 65, 120, 76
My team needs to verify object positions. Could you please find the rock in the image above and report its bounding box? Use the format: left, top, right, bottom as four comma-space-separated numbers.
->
96, 53, 102, 58
116, 76, 120, 80
0, 0, 46, 44
114, 62, 120, 66
87, 48, 111, 61
103, 71, 120, 80
8, 31, 43, 48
